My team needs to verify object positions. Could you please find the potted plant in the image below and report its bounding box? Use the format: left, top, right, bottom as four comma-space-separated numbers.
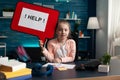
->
98, 52, 111, 72
101, 52, 111, 65
2, 8, 14, 17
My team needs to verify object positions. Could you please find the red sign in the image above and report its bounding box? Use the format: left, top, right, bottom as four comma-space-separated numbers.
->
11, 1, 59, 43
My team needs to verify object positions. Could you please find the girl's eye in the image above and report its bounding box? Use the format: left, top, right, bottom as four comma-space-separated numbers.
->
59, 29, 62, 31
65, 29, 68, 31
58, 28, 63, 31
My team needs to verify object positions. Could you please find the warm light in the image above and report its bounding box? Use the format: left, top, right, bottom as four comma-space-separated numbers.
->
87, 17, 100, 29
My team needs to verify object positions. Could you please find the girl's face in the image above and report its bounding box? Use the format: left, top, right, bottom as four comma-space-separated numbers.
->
56, 22, 70, 40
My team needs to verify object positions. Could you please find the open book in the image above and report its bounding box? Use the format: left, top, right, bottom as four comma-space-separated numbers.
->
43, 63, 75, 70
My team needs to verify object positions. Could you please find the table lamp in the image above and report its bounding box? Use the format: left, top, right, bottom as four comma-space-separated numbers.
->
87, 17, 100, 58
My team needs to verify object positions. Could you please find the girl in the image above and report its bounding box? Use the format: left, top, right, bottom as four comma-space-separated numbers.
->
40, 20, 76, 63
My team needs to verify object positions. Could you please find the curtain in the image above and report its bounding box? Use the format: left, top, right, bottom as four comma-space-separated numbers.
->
108, 0, 120, 56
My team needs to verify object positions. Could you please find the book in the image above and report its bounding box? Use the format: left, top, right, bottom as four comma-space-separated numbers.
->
9, 74, 32, 80
0, 57, 8, 62
43, 63, 75, 70
0, 59, 26, 72
0, 68, 31, 79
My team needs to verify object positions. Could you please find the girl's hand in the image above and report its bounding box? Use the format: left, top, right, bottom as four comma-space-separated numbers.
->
53, 58, 62, 63
39, 40, 44, 48
39, 40, 45, 52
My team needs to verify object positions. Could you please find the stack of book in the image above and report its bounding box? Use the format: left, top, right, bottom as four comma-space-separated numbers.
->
0, 57, 31, 80
0, 68, 32, 80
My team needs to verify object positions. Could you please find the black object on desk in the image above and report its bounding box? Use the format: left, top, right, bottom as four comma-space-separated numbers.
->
75, 59, 101, 71
27, 61, 106, 80
32, 63, 54, 77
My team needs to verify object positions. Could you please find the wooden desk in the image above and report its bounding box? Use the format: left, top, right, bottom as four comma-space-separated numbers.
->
27, 62, 107, 80
63, 75, 120, 80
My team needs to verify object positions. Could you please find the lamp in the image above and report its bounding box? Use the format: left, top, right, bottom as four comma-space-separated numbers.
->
87, 17, 99, 29
87, 17, 100, 58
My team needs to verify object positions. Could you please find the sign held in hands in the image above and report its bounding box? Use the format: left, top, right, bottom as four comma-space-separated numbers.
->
11, 1, 59, 43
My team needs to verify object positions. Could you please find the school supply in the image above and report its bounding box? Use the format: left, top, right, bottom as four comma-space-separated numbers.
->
0, 57, 26, 72
32, 63, 54, 76
0, 68, 31, 79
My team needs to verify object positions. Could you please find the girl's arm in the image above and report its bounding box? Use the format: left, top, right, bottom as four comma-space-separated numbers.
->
39, 40, 54, 62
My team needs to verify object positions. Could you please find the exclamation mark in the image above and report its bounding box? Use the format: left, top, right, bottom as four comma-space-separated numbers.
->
43, 19, 45, 23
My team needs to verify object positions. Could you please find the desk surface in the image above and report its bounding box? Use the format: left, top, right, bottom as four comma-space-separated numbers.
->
30, 69, 107, 80
63, 75, 120, 80
27, 61, 107, 80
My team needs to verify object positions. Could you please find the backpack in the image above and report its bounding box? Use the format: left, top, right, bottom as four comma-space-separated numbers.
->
16, 46, 31, 62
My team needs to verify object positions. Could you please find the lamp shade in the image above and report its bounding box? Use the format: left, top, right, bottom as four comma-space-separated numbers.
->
87, 17, 100, 29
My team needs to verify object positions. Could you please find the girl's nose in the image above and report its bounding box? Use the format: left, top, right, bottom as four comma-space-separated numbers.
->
62, 30, 65, 33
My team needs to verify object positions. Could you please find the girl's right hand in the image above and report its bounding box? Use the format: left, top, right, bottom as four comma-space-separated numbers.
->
39, 40, 45, 53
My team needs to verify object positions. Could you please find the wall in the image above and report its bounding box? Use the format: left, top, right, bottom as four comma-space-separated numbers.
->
0, 0, 90, 56
96, 0, 108, 58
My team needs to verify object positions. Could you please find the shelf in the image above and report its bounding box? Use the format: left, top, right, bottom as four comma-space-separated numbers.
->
0, 16, 12, 19
78, 36, 90, 38
59, 18, 81, 21
0, 17, 81, 21
0, 17, 81, 20
0, 36, 8, 38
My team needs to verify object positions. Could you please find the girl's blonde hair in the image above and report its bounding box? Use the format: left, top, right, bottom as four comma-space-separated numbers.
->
55, 20, 71, 39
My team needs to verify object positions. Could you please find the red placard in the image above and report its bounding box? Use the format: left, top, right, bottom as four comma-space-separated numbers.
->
11, 1, 59, 43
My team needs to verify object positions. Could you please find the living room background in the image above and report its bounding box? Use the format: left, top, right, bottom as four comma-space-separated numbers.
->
0, 0, 96, 58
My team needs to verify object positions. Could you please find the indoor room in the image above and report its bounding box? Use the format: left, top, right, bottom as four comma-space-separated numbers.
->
0, 0, 120, 80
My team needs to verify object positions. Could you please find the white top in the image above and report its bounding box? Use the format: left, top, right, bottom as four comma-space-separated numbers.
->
56, 44, 67, 58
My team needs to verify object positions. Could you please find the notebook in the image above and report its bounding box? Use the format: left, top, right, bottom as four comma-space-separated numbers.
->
0, 68, 31, 79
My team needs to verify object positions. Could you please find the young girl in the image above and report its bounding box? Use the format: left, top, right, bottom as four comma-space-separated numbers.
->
40, 20, 76, 63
